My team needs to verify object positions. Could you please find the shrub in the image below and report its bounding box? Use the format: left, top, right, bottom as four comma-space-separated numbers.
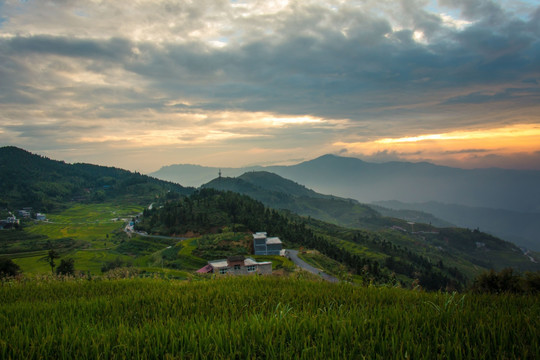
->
56, 258, 75, 276
0, 258, 21, 278
470, 268, 540, 294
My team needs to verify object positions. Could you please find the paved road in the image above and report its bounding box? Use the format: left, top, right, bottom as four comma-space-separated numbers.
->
286, 249, 339, 283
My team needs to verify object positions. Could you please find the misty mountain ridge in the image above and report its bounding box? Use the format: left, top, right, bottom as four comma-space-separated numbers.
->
374, 200, 540, 251
151, 154, 540, 213
152, 153, 540, 250
202, 171, 453, 232
200, 171, 538, 273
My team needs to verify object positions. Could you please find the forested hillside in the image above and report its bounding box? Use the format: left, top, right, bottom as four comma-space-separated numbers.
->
203, 172, 401, 230
136, 188, 539, 290
0, 146, 193, 211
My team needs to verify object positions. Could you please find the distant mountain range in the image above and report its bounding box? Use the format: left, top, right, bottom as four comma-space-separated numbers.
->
151, 154, 540, 213
151, 154, 540, 250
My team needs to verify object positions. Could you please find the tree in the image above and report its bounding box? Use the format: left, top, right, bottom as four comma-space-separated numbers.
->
56, 258, 75, 276
471, 268, 522, 294
47, 249, 59, 274
0, 258, 21, 278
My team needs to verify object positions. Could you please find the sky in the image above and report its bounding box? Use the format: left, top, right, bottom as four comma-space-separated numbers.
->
1, 0, 539, 172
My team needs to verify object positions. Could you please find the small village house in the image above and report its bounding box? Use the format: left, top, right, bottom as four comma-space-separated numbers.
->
253, 232, 283, 255
197, 255, 272, 275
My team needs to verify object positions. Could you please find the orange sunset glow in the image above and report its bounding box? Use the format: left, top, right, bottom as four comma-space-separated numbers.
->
335, 124, 540, 168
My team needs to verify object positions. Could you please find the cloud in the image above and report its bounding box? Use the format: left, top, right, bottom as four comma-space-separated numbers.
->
0, 0, 539, 171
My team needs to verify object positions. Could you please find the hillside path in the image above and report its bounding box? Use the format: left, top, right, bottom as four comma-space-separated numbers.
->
286, 249, 339, 283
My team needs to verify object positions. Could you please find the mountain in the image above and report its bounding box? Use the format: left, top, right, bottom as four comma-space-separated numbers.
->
373, 201, 540, 251
150, 164, 261, 187
151, 154, 540, 213
202, 171, 456, 232
201, 171, 389, 230
264, 154, 540, 213
151, 154, 540, 249
0, 146, 193, 211
368, 204, 455, 228
199, 171, 539, 274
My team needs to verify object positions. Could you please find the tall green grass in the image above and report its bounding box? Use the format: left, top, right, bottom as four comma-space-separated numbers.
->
1, 277, 538, 359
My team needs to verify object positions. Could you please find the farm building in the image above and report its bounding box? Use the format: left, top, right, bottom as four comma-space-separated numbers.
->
253, 232, 283, 255
196, 255, 272, 275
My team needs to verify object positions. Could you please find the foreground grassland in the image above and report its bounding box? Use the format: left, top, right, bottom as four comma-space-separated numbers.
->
1, 277, 538, 359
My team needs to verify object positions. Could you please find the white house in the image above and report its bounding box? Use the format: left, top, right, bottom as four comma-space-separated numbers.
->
196, 255, 272, 275
253, 232, 283, 255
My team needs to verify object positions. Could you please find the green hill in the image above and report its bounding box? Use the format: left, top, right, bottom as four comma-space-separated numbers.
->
202, 172, 387, 230
136, 188, 539, 289
0, 146, 193, 211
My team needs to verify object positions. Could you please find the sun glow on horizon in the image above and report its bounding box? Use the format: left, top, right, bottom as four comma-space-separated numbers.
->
335, 124, 540, 166
375, 125, 540, 145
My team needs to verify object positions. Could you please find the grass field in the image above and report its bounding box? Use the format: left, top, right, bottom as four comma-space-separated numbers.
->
4, 204, 293, 277
25, 203, 143, 246
4, 203, 144, 274
298, 251, 347, 277
0, 276, 538, 359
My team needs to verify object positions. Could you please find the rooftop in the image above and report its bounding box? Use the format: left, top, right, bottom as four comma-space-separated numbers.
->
208, 257, 271, 269
266, 237, 282, 245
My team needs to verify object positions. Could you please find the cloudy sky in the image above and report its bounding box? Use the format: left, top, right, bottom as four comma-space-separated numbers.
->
1, 0, 539, 172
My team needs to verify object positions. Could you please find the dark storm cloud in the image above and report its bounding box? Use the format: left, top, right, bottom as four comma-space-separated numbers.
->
1, 1, 539, 121
5, 35, 132, 60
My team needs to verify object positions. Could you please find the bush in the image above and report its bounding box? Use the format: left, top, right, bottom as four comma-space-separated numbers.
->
101, 257, 125, 273
0, 258, 21, 278
470, 268, 540, 294
56, 258, 75, 276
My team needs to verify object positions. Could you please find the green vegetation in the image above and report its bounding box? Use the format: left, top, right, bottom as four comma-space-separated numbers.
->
298, 251, 347, 277
2, 151, 538, 291
471, 268, 540, 294
0, 276, 538, 359
135, 188, 540, 289
0, 258, 20, 277
203, 173, 383, 229
0, 146, 192, 211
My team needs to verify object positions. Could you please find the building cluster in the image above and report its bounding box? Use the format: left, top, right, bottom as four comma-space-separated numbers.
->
196, 232, 284, 276
197, 255, 272, 275
0, 214, 19, 229
0, 208, 46, 229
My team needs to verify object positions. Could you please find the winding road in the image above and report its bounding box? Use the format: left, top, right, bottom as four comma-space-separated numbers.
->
286, 249, 339, 283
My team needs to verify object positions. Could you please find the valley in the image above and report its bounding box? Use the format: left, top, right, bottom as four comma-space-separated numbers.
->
1, 147, 539, 287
